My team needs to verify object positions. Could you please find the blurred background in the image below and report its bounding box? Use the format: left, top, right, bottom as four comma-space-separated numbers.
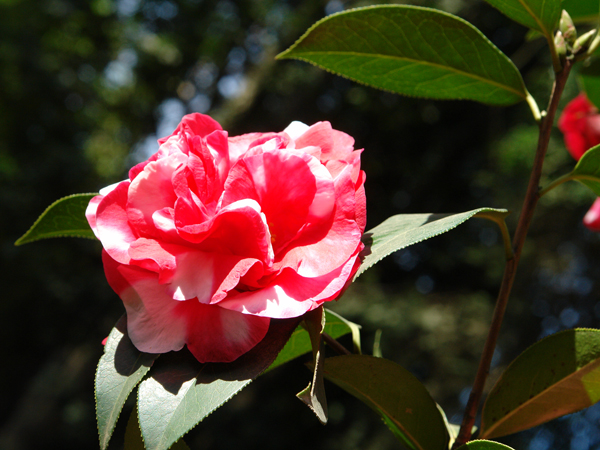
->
2, 0, 600, 449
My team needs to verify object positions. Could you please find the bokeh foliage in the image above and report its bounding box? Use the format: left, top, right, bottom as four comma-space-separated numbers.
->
2, 0, 600, 449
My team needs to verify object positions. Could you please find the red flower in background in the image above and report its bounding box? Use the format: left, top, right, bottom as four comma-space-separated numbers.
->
558, 93, 600, 160
86, 114, 366, 363
558, 93, 600, 231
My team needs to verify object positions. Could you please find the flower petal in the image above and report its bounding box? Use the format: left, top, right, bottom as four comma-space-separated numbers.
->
183, 303, 270, 363
294, 121, 355, 162
94, 181, 137, 265
219, 251, 360, 319
127, 152, 186, 236
584, 198, 600, 232
102, 251, 187, 354
222, 149, 335, 254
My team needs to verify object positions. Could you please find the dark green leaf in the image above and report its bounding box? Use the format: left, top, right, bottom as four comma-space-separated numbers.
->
579, 60, 600, 109
355, 208, 510, 280
482, 0, 562, 36
277, 6, 528, 106
96, 316, 159, 450
563, 0, 598, 22
323, 355, 449, 450
297, 307, 328, 424
572, 144, 600, 195
15, 193, 98, 245
456, 440, 515, 450
137, 318, 300, 450
481, 329, 600, 439
267, 309, 359, 371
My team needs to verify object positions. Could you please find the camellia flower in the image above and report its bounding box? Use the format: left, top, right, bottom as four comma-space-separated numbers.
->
558, 93, 600, 160
558, 93, 600, 231
86, 114, 366, 363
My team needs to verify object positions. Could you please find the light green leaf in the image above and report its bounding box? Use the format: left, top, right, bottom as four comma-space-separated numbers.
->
482, 0, 562, 36
137, 318, 299, 450
355, 208, 510, 280
96, 316, 159, 450
481, 328, 600, 439
267, 309, 360, 371
456, 440, 516, 450
124, 407, 190, 450
277, 6, 528, 106
572, 144, 600, 195
563, 0, 598, 22
323, 355, 449, 450
15, 193, 98, 245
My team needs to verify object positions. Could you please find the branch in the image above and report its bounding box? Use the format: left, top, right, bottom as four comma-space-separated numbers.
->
452, 58, 573, 449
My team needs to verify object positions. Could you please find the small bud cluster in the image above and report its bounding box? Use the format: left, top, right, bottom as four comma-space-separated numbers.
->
555, 9, 599, 66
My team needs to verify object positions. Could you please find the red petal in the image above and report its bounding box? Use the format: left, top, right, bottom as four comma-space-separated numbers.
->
183, 303, 270, 363
94, 181, 137, 265
102, 251, 187, 354
127, 152, 186, 236
584, 198, 600, 232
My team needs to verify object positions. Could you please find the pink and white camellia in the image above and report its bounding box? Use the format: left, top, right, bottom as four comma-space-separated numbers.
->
86, 114, 366, 363
558, 93, 600, 232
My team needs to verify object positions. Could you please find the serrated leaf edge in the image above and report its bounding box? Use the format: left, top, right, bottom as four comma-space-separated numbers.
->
277, 4, 528, 105
15, 193, 98, 246
355, 208, 508, 280
137, 374, 253, 450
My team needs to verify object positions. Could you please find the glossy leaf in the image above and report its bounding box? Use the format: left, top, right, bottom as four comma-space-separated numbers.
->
267, 309, 360, 371
323, 355, 449, 450
456, 440, 515, 450
572, 144, 600, 196
482, 0, 562, 36
15, 193, 97, 245
124, 407, 190, 450
563, 0, 598, 22
277, 6, 528, 106
481, 329, 600, 439
96, 316, 159, 450
355, 208, 509, 280
579, 60, 600, 109
137, 318, 300, 450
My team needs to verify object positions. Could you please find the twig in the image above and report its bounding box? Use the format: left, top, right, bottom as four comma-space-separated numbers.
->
322, 332, 352, 356
452, 59, 573, 449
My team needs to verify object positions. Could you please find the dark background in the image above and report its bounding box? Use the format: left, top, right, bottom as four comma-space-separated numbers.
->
2, 0, 600, 449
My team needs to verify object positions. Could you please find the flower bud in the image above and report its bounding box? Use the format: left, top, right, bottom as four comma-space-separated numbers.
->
555, 31, 567, 62
573, 29, 597, 55
559, 10, 577, 44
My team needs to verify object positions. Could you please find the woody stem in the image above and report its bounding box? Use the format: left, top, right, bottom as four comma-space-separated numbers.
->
452, 58, 573, 449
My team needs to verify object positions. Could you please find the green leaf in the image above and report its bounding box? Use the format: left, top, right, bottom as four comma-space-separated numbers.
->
572, 144, 600, 195
456, 440, 516, 450
482, 0, 562, 36
481, 328, 600, 439
563, 0, 598, 22
297, 307, 328, 424
579, 60, 600, 109
323, 355, 449, 450
277, 5, 528, 106
355, 208, 510, 280
267, 309, 360, 371
96, 316, 159, 450
137, 318, 300, 450
124, 407, 190, 450
15, 193, 98, 245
